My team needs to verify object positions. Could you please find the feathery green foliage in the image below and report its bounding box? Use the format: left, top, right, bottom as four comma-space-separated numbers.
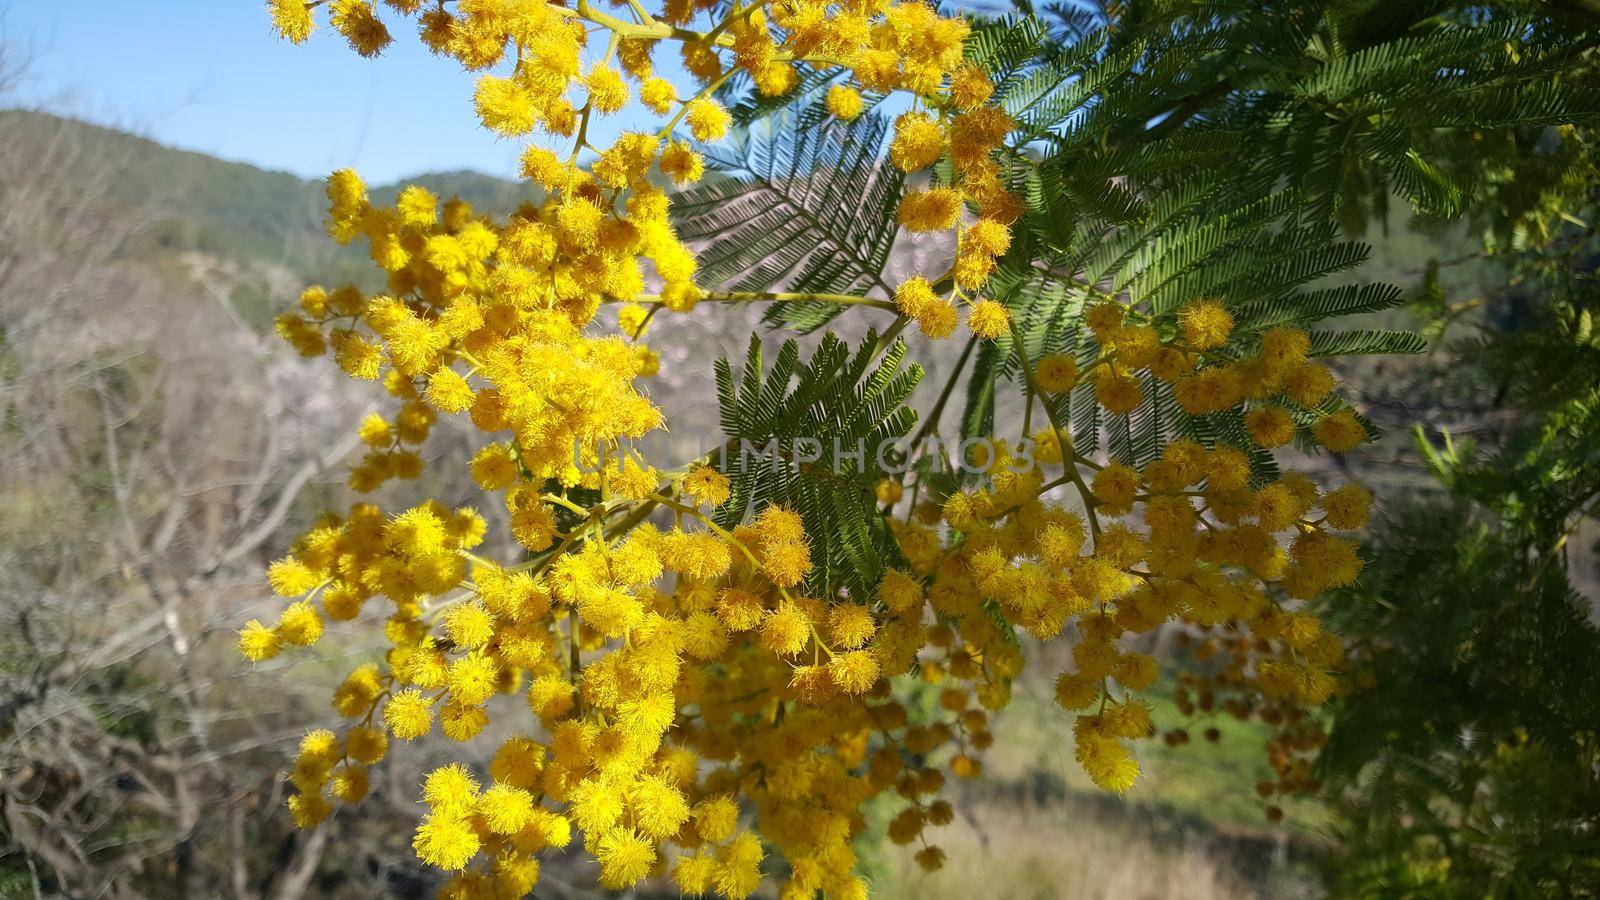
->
1320, 164, 1600, 896
673, 106, 905, 332
711, 332, 922, 597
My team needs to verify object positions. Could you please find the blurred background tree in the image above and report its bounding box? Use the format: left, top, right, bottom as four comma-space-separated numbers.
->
1318, 155, 1600, 897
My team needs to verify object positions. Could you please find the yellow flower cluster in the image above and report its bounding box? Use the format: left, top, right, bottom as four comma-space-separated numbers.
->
254, 0, 1042, 896
878, 409, 1364, 794
252, 0, 1377, 893
1076, 297, 1366, 453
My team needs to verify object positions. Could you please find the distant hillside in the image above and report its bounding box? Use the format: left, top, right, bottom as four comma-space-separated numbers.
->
0, 109, 526, 291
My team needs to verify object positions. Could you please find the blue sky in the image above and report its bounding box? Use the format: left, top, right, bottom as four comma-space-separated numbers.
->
2, 1, 661, 185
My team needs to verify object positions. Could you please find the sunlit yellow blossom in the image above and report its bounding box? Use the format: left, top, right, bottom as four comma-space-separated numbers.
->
237, 620, 281, 662
1178, 298, 1234, 349
890, 111, 944, 171
827, 83, 864, 120
685, 99, 731, 141
383, 689, 433, 741
248, 1, 1376, 890
268, 0, 316, 43
966, 299, 1011, 340
683, 464, 731, 507
1313, 409, 1367, 452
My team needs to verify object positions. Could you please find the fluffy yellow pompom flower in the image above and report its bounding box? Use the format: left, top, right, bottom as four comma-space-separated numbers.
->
268, 557, 320, 597
829, 605, 877, 649
443, 602, 494, 650
278, 600, 323, 646
329, 0, 390, 57
1091, 463, 1140, 515
520, 145, 568, 190
1035, 353, 1079, 393
1206, 447, 1253, 493
640, 76, 676, 114
1178, 298, 1235, 349
1285, 362, 1336, 407
383, 689, 433, 740
755, 61, 798, 96
470, 443, 519, 491
1054, 673, 1099, 710
586, 66, 630, 114
827, 83, 864, 120
346, 725, 387, 765
897, 187, 963, 232
1259, 325, 1311, 371
1094, 368, 1143, 414
966, 300, 1011, 340
890, 111, 944, 171
879, 568, 923, 613
237, 620, 282, 661
330, 765, 369, 803
556, 198, 603, 245
412, 813, 479, 870
760, 539, 813, 588
876, 478, 904, 505
894, 276, 939, 318
685, 99, 731, 141
715, 588, 764, 631
830, 650, 881, 693
949, 63, 995, 111
1077, 733, 1141, 793
1085, 301, 1126, 340
602, 139, 660, 193
715, 832, 764, 897
395, 184, 437, 227
268, 0, 316, 43
1245, 405, 1297, 447
596, 828, 656, 889
287, 793, 331, 828
954, 251, 997, 291
355, 412, 389, 448
1322, 482, 1372, 530
474, 76, 535, 136
683, 464, 731, 507
963, 218, 1012, 256
333, 332, 382, 380
424, 368, 474, 413
675, 854, 717, 894
916, 300, 959, 339
693, 795, 739, 842
447, 651, 500, 706
629, 775, 690, 839
1313, 409, 1367, 452
570, 778, 625, 833
761, 602, 810, 657
527, 675, 575, 721
478, 784, 535, 835
423, 763, 479, 813
332, 664, 383, 716
660, 530, 733, 579
660, 140, 704, 185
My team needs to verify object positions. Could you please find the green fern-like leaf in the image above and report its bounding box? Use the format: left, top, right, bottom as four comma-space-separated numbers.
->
712, 332, 923, 597
671, 105, 903, 333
